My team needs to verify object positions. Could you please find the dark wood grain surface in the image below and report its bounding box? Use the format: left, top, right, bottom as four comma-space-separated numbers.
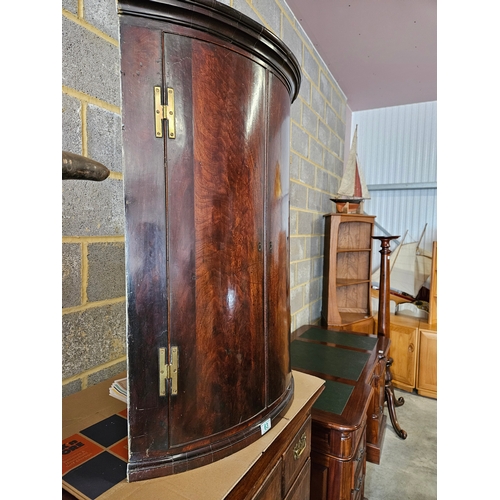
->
118, 0, 301, 481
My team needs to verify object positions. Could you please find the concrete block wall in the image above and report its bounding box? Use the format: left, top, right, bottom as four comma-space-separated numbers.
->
62, 0, 348, 396
62, 0, 126, 397
233, 0, 347, 332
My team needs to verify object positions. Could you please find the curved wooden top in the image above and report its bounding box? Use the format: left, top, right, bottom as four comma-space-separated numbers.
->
117, 0, 301, 102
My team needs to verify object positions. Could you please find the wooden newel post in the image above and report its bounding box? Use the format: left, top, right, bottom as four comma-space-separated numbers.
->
372, 235, 399, 337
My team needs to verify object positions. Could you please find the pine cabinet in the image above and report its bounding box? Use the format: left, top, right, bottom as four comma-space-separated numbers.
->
374, 239, 437, 398
118, 0, 301, 481
428, 242, 438, 324
417, 325, 437, 399
418, 242, 437, 398
322, 213, 376, 334
384, 315, 419, 392
376, 315, 437, 398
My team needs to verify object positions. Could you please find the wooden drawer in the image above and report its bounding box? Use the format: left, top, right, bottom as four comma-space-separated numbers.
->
283, 415, 312, 492
350, 473, 365, 500
352, 429, 366, 484
309, 423, 367, 500
350, 430, 366, 500
251, 458, 283, 500
311, 417, 366, 460
284, 458, 311, 500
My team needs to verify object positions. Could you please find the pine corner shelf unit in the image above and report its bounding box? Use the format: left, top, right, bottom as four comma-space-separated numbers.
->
321, 213, 376, 334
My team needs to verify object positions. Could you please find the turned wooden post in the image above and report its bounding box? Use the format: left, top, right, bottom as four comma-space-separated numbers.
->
372, 235, 399, 337
372, 235, 407, 440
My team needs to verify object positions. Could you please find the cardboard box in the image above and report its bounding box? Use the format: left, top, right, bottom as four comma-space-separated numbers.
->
62, 370, 324, 499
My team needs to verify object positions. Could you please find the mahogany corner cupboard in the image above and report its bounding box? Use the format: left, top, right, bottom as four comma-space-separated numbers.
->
117, 0, 301, 481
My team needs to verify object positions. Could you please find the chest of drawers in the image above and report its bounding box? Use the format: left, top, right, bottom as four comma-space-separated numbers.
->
248, 416, 312, 500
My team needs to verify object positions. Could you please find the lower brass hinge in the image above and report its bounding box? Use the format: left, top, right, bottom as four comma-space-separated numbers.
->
159, 346, 178, 396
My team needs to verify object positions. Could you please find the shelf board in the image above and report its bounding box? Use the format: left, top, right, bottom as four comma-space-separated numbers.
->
336, 248, 371, 253
338, 312, 372, 324
336, 278, 371, 287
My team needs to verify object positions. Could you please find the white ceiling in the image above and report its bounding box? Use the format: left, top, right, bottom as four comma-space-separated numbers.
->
285, 0, 437, 111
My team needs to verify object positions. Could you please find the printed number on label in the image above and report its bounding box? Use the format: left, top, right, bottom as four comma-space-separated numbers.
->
260, 418, 271, 435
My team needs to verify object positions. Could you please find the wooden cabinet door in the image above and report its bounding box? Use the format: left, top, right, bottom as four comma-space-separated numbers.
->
121, 22, 172, 478
124, 26, 269, 471
365, 355, 385, 463
164, 31, 267, 448
417, 329, 437, 398
267, 71, 293, 405
388, 320, 418, 391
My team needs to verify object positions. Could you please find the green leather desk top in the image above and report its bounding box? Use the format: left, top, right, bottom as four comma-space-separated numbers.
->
298, 327, 377, 351
291, 326, 377, 416
312, 380, 354, 415
290, 339, 370, 382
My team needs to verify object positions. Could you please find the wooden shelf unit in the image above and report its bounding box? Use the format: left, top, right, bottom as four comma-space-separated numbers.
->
322, 213, 376, 334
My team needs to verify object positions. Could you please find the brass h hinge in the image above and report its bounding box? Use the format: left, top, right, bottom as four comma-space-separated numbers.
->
159, 346, 178, 396
154, 86, 176, 139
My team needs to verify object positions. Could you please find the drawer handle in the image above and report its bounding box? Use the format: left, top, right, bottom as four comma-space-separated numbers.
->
353, 474, 364, 492
356, 447, 365, 462
293, 432, 307, 460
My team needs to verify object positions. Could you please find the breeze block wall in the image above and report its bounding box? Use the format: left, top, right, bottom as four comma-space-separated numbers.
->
62, 0, 126, 396
231, 0, 347, 332
62, 0, 348, 396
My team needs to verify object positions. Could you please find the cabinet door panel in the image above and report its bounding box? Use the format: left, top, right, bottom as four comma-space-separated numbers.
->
122, 23, 172, 464
267, 71, 292, 405
388, 322, 418, 389
166, 34, 267, 446
417, 329, 437, 396
310, 459, 329, 500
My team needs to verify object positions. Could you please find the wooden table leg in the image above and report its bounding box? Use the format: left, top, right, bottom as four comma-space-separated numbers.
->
372, 236, 408, 440
385, 357, 407, 439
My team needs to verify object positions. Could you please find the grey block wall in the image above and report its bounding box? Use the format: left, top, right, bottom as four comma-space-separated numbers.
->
62, 0, 348, 396
62, 0, 125, 396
